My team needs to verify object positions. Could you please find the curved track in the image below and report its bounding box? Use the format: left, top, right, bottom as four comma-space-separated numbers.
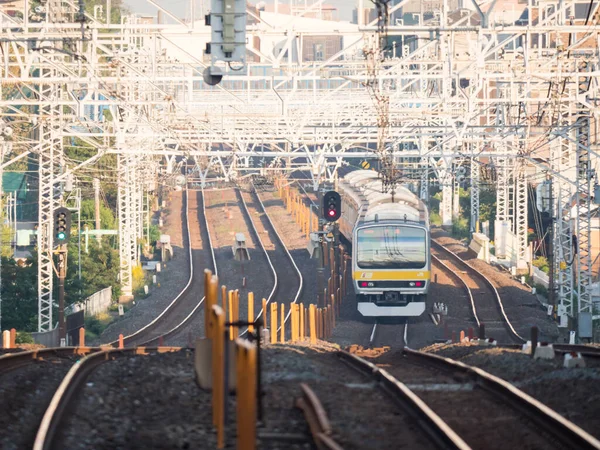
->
386, 348, 600, 450
431, 240, 525, 344
33, 347, 181, 450
251, 184, 304, 333
109, 189, 215, 347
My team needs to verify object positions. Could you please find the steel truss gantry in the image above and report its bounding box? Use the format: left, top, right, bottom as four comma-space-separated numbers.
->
1, 0, 600, 330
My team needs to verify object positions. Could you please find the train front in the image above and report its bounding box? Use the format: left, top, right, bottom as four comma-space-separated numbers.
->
352, 223, 430, 317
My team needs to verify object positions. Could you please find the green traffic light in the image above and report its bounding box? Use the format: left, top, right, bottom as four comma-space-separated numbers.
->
57, 232, 66, 240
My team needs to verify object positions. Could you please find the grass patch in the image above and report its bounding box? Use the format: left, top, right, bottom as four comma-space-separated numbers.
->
84, 312, 113, 339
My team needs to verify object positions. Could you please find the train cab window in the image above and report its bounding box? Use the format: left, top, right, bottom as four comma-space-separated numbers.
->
356, 226, 426, 269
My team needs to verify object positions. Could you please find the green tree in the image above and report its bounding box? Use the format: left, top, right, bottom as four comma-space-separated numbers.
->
65, 240, 121, 306
1, 257, 38, 331
80, 199, 116, 230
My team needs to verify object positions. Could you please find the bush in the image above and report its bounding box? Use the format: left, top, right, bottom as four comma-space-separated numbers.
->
15, 332, 34, 344
429, 211, 442, 226
132, 265, 146, 291
451, 217, 470, 239
532, 256, 550, 274
534, 283, 548, 298
84, 312, 112, 337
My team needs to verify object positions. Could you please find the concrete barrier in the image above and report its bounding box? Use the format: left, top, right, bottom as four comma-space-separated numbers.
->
469, 232, 490, 262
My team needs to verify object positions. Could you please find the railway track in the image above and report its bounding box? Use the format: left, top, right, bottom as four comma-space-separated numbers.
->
378, 348, 600, 450
0, 348, 104, 450
369, 321, 409, 348
32, 347, 181, 450
431, 240, 525, 344
338, 350, 471, 449
250, 184, 304, 335
109, 189, 216, 347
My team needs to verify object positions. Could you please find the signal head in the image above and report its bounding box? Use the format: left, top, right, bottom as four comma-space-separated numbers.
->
322, 191, 341, 222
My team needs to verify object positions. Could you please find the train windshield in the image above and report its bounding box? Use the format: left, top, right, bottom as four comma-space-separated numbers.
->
357, 226, 426, 269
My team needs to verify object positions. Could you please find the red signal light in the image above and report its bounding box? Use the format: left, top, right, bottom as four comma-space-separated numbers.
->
328, 209, 336, 217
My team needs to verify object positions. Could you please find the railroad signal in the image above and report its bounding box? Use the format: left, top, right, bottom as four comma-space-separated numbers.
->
322, 191, 341, 222
54, 207, 72, 244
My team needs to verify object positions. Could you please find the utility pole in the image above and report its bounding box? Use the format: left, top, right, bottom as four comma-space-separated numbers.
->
548, 176, 555, 313
94, 178, 101, 245
316, 187, 325, 308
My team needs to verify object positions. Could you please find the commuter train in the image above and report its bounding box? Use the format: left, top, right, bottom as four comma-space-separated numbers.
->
337, 170, 431, 317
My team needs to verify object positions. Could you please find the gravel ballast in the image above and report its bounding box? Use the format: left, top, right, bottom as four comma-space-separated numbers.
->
421, 342, 600, 438
97, 190, 191, 345
0, 358, 74, 450
432, 228, 559, 342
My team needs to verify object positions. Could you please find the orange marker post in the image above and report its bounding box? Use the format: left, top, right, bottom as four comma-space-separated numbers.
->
211, 305, 226, 448
280, 303, 285, 343
236, 340, 257, 450
300, 303, 305, 340
290, 304, 297, 342
118, 334, 124, 349
270, 302, 278, 344
228, 291, 235, 340
204, 269, 213, 338
10, 328, 16, 348
248, 292, 254, 333
233, 290, 240, 338
309, 305, 316, 344
79, 327, 85, 347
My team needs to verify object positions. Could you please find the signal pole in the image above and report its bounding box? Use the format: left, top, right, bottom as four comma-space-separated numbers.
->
57, 249, 68, 343
54, 207, 72, 345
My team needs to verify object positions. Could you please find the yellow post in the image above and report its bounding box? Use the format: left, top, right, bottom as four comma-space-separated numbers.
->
206, 274, 219, 339
236, 340, 257, 450
79, 327, 85, 347
300, 303, 305, 340
330, 294, 336, 328
309, 304, 317, 344
204, 269, 213, 338
248, 292, 254, 333
262, 298, 267, 327
10, 328, 16, 348
211, 305, 226, 448
270, 302, 278, 344
290, 304, 297, 342
228, 290, 235, 340
280, 303, 285, 343
323, 308, 328, 338
233, 290, 240, 338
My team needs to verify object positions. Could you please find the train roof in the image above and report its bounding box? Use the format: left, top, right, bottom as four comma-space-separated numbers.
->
339, 170, 429, 225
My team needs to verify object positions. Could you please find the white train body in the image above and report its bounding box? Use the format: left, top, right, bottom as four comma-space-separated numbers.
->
337, 170, 431, 317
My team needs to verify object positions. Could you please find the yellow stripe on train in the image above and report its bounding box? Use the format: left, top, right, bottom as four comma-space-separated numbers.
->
352, 271, 431, 280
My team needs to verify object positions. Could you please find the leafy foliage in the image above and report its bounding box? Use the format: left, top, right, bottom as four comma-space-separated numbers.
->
1, 257, 38, 331
65, 239, 121, 306
80, 199, 116, 230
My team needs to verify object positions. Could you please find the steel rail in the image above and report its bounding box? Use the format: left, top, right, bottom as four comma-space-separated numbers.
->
402, 347, 600, 449
337, 351, 471, 450
137, 188, 217, 346
431, 251, 481, 328
0, 347, 102, 375
106, 188, 215, 347
236, 186, 278, 336
295, 383, 344, 450
252, 183, 304, 333
431, 240, 526, 343
369, 321, 410, 348
33, 347, 182, 450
